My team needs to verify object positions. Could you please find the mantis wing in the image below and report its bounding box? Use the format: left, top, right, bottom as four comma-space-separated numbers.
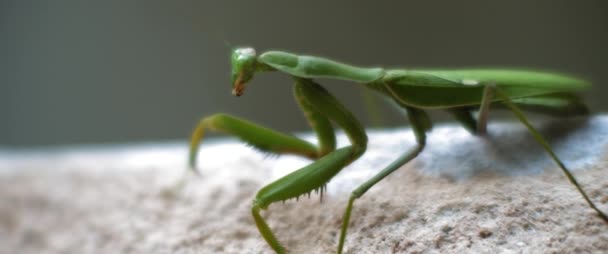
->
382, 69, 589, 108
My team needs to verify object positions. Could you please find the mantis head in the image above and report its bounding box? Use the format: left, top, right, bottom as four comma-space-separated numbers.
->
231, 47, 257, 97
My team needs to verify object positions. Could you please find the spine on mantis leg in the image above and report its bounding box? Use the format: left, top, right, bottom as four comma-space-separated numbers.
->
254, 147, 355, 209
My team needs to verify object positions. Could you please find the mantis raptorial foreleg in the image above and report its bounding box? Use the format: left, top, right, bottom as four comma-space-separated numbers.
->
253, 147, 355, 253
177, 113, 324, 192
189, 78, 367, 253
492, 86, 608, 223
189, 114, 318, 168
337, 107, 430, 254
189, 81, 340, 171
245, 78, 368, 253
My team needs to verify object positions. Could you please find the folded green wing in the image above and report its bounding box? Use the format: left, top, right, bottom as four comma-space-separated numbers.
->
382, 69, 589, 108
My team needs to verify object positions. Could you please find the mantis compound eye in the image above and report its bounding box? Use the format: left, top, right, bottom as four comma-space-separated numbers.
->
231, 47, 257, 96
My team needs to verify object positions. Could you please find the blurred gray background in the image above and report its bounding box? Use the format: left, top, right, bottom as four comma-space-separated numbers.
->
2, 1, 607, 147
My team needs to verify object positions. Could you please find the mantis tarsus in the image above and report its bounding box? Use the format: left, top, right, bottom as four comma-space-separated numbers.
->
188, 47, 607, 253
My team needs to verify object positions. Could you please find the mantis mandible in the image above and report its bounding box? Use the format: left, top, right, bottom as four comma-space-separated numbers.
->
188, 47, 607, 253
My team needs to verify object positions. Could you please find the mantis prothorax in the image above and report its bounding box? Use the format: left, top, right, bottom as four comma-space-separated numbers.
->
188, 47, 607, 254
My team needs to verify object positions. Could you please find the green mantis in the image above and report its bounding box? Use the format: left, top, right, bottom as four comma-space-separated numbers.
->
188, 47, 607, 254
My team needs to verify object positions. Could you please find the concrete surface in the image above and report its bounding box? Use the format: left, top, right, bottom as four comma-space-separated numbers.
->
1, 116, 607, 253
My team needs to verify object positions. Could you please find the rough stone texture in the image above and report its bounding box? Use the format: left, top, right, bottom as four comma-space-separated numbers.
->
1, 116, 608, 254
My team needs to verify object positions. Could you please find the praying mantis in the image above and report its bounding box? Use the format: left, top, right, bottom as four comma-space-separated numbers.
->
188, 47, 607, 254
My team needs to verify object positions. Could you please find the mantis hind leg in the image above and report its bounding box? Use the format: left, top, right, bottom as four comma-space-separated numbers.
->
490, 85, 608, 223
500, 92, 590, 117
455, 87, 589, 136
337, 107, 430, 254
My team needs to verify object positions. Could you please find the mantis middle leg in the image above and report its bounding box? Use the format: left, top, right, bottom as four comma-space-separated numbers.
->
337, 106, 431, 254
476, 83, 496, 135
